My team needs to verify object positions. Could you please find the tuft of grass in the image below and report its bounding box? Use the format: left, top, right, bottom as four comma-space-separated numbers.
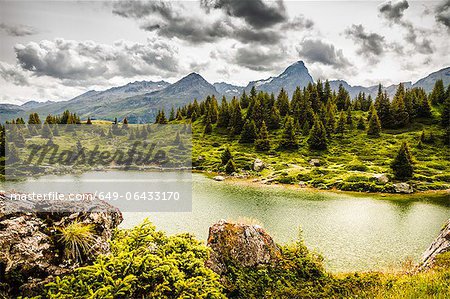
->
56, 220, 96, 263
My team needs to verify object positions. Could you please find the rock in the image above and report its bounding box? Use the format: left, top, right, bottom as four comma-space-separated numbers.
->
393, 182, 413, 193
373, 173, 389, 184
213, 175, 225, 181
298, 181, 307, 188
309, 159, 320, 166
253, 159, 265, 172
0, 192, 122, 297
418, 219, 450, 271
197, 155, 205, 162
206, 220, 281, 275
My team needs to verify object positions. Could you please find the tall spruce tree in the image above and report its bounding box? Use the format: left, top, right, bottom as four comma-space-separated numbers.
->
268, 106, 281, 129
239, 120, 257, 143
279, 117, 298, 149
442, 95, 450, 128
217, 97, 230, 128
203, 114, 212, 134
391, 142, 414, 180
307, 117, 327, 150
430, 79, 446, 105
255, 121, 270, 151
367, 110, 382, 137
276, 88, 290, 116
375, 86, 393, 128
221, 147, 232, 165
336, 111, 346, 136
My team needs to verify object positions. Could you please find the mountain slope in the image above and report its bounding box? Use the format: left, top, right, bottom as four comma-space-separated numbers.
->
246, 61, 314, 96
413, 67, 450, 92
213, 82, 244, 98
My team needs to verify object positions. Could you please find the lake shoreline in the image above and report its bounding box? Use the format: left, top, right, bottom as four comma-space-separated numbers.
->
198, 170, 450, 200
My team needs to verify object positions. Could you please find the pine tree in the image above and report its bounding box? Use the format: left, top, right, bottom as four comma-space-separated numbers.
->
255, 121, 270, 151
346, 107, 353, 127
158, 110, 168, 124
86, 117, 92, 125
279, 117, 298, 149
336, 84, 350, 111
276, 88, 290, 116
335, 111, 346, 136
268, 106, 281, 129
169, 106, 175, 121
217, 97, 230, 128
307, 117, 327, 150
430, 79, 446, 105
191, 111, 197, 122
391, 83, 409, 128
228, 99, 244, 135
442, 96, 450, 128
357, 116, 366, 130
302, 120, 310, 136
221, 147, 233, 165
240, 90, 250, 109
225, 159, 236, 174
28, 112, 41, 124
239, 120, 257, 143
367, 110, 382, 137
391, 142, 414, 180
416, 90, 432, 118
375, 86, 393, 128
122, 118, 129, 129
203, 114, 212, 134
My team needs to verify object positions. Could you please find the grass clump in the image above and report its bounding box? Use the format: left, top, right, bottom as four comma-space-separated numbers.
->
56, 220, 96, 263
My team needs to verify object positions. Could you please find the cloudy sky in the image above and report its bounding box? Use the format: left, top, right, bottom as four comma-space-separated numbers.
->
0, 0, 449, 104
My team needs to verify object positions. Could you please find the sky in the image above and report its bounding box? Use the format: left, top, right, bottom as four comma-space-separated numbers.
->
0, 0, 449, 105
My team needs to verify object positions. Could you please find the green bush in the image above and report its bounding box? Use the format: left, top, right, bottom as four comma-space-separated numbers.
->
45, 220, 225, 299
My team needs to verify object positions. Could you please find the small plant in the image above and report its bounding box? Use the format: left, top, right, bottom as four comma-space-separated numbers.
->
56, 220, 96, 263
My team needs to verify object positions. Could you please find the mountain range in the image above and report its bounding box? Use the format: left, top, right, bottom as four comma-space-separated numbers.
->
1, 61, 449, 123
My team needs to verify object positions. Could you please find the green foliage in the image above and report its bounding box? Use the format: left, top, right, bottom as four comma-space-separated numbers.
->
221, 147, 233, 165
239, 120, 257, 143
279, 117, 298, 149
367, 109, 382, 137
225, 159, 236, 174
391, 142, 414, 180
308, 117, 327, 150
255, 121, 270, 151
46, 220, 225, 299
430, 79, 446, 105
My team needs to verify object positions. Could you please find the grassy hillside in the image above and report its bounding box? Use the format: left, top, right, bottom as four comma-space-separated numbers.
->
177, 108, 449, 193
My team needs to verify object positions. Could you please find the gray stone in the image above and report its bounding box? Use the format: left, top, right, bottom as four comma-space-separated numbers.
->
393, 182, 413, 193
253, 159, 265, 172
298, 181, 307, 188
213, 175, 225, 181
309, 159, 320, 166
373, 173, 389, 184
418, 219, 450, 271
206, 220, 281, 275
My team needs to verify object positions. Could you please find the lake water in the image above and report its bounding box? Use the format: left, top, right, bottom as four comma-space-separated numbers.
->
2, 171, 449, 272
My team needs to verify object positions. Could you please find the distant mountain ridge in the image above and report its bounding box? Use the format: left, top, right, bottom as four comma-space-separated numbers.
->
1, 63, 448, 123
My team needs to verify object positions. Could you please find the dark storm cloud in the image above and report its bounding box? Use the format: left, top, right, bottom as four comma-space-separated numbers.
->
345, 25, 386, 60
435, 0, 450, 30
200, 0, 286, 29
378, 0, 433, 54
0, 23, 38, 37
113, 0, 311, 45
232, 46, 285, 71
14, 38, 180, 81
378, 0, 409, 22
297, 39, 352, 68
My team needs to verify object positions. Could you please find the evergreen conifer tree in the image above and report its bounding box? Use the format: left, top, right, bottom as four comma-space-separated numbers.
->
221, 147, 232, 165
279, 117, 298, 149
239, 120, 257, 143
307, 117, 327, 150
336, 111, 346, 136
367, 110, 382, 137
255, 121, 270, 151
391, 142, 414, 180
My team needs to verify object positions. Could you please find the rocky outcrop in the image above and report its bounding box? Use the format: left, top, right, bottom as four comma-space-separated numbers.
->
309, 159, 320, 166
206, 220, 281, 275
393, 182, 413, 193
0, 192, 122, 297
418, 219, 450, 271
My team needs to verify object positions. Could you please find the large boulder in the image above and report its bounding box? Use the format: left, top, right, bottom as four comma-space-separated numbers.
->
206, 220, 281, 275
418, 219, 450, 271
393, 182, 413, 193
373, 173, 389, 184
0, 192, 122, 297
253, 159, 265, 172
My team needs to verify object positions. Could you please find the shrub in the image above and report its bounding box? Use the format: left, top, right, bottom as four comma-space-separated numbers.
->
46, 220, 225, 299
